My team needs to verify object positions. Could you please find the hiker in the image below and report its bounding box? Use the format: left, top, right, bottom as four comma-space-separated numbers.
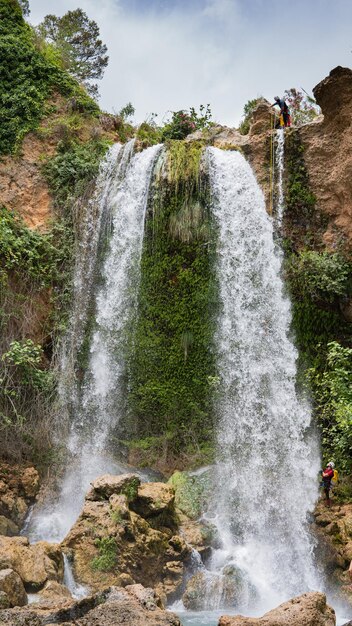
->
271, 96, 291, 128
321, 462, 335, 506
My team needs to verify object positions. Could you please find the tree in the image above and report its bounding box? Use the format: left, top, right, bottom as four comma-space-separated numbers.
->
239, 98, 262, 135
18, 0, 29, 15
37, 9, 109, 98
284, 88, 320, 126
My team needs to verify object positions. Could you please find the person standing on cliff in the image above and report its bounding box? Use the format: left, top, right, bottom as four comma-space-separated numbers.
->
321, 462, 335, 506
271, 96, 291, 127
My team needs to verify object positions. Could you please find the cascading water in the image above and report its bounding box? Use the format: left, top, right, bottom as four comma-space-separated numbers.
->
197, 146, 321, 614
27, 141, 162, 543
275, 129, 285, 225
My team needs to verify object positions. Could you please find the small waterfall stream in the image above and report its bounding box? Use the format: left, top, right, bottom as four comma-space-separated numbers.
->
275, 129, 285, 226
27, 141, 162, 543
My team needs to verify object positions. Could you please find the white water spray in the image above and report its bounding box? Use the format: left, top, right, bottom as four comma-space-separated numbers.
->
27, 142, 162, 543
204, 146, 321, 612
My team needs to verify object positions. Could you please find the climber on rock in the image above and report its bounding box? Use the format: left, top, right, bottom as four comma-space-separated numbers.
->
321, 462, 335, 506
271, 96, 291, 128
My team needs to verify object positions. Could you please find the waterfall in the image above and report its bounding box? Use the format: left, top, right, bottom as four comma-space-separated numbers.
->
275, 129, 285, 226
204, 147, 321, 613
27, 141, 162, 543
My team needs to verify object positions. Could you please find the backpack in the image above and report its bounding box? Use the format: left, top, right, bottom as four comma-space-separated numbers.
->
331, 469, 339, 487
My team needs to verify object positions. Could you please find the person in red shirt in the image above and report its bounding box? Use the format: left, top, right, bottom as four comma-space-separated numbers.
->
321, 462, 335, 506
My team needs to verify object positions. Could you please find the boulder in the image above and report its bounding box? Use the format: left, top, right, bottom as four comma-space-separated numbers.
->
0, 536, 63, 590
313, 66, 352, 127
0, 569, 27, 607
62, 475, 190, 599
0, 515, 19, 537
86, 474, 140, 501
130, 482, 175, 521
218, 591, 335, 626
0, 584, 181, 625
37, 580, 72, 604
0, 591, 10, 609
20, 467, 40, 499
249, 101, 272, 136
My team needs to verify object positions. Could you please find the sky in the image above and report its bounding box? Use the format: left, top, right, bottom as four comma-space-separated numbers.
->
29, 0, 352, 126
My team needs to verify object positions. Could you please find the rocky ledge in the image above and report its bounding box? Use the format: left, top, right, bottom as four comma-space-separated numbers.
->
218, 591, 335, 626
0, 583, 181, 625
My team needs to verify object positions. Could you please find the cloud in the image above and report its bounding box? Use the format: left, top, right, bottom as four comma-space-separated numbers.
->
29, 0, 352, 126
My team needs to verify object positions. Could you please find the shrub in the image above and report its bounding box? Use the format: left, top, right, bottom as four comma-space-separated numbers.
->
162, 105, 212, 141
287, 251, 351, 304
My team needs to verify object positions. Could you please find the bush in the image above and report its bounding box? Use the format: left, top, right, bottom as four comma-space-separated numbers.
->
0, 0, 98, 154
287, 251, 351, 304
162, 105, 212, 141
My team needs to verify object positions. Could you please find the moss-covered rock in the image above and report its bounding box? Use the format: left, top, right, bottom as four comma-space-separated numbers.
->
168, 469, 212, 520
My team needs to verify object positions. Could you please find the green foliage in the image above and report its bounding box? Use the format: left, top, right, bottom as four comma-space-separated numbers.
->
2, 340, 53, 392
43, 139, 110, 210
91, 537, 117, 572
136, 121, 162, 149
127, 141, 217, 455
308, 342, 352, 472
284, 88, 320, 127
162, 105, 212, 141
285, 133, 316, 221
239, 98, 262, 135
121, 478, 139, 503
119, 102, 135, 120
287, 251, 351, 304
37, 9, 109, 97
0, 0, 98, 155
0, 207, 62, 287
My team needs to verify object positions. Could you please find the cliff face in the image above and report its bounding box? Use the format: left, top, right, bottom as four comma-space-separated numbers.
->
302, 66, 352, 249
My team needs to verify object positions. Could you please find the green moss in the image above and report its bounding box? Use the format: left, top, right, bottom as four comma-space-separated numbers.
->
91, 537, 117, 571
126, 142, 217, 456
168, 469, 211, 519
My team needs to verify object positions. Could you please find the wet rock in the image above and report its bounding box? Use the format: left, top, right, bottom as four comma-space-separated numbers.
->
168, 469, 212, 520
0, 536, 63, 590
218, 591, 335, 626
0, 569, 27, 607
86, 473, 140, 501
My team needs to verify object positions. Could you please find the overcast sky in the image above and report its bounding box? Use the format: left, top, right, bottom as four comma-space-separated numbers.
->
29, 0, 352, 126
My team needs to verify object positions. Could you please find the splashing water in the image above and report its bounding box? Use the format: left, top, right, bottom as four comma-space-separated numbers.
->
27, 142, 162, 542
202, 146, 321, 613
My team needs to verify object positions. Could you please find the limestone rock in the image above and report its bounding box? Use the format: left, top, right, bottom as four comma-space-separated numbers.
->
0, 537, 63, 590
0, 515, 19, 537
218, 591, 335, 626
249, 101, 272, 136
62, 475, 190, 599
20, 468, 40, 499
314, 66, 352, 127
169, 469, 212, 520
0, 585, 181, 625
0, 569, 27, 607
130, 482, 175, 520
0, 591, 10, 609
86, 474, 140, 501
37, 580, 72, 604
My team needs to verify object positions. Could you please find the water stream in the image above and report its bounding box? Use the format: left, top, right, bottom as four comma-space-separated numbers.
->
179, 146, 321, 616
27, 141, 162, 543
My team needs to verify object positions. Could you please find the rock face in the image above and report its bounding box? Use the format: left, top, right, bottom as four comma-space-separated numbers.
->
218, 592, 335, 626
0, 584, 181, 626
0, 569, 27, 607
0, 463, 40, 533
0, 536, 63, 590
313, 500, 352, 592
62, 474, 190, 601
299, 66, 352, 249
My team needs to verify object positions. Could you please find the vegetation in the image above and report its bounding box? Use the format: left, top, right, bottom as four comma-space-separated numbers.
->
284, 88, 320, 126
36, 9, 109, 98
0, 0, 98, 155
91, 537, 117, 571
283, 134, 352, 478
239, 98, 262, 135
126, 141, 217, 460
162, 105, 212, 140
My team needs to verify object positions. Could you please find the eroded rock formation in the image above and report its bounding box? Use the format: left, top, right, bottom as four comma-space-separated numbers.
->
218, 591, 335, 626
